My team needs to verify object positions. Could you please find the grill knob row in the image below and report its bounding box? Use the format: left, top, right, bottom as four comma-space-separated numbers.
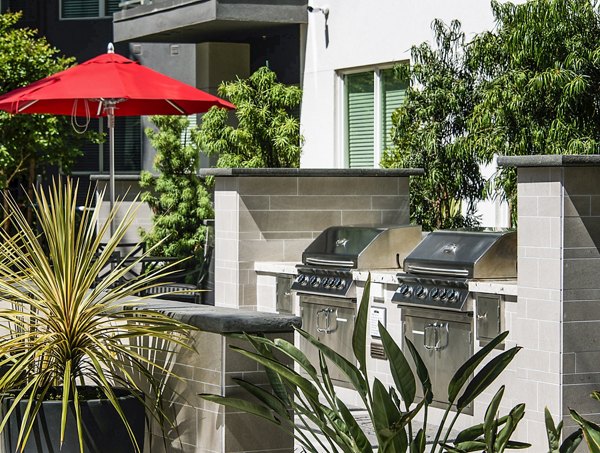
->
395, 283, 463, 304
294, 274, 347, 290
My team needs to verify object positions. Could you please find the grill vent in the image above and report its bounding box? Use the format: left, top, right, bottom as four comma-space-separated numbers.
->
370, 342, 387, 361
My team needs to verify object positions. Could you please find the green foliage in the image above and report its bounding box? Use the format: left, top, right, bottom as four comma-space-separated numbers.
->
201, 277, 527, 452
381, 19, 484, 231
0, 178, 194, 452
140, 115, 213, 275
545, 390, 600, 452
0, 12, 98, 192
195, 66, 303, 168
467, 0, 600, 215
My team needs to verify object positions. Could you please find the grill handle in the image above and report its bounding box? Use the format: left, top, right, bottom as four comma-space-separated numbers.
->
405, 265, 469, 277
305, 257, 355, 267
316, 308, 335, 334
424, 322, 449, 351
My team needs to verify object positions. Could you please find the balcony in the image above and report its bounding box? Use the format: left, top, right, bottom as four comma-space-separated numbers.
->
113, 0, 308, 43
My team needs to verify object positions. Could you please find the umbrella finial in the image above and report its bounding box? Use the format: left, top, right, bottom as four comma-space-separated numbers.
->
107, 43, 114, 54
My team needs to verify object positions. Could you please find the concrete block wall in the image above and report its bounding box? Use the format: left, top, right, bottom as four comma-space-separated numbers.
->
147, 330, 294, 453
139, 300, 300, 453
497, 156, 600, 448
210, 171, 415, 310
561, 167, 600, 433
511, 167, 563, 447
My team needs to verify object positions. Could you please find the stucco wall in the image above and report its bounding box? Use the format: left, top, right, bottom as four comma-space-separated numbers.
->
300, 0, 517, 227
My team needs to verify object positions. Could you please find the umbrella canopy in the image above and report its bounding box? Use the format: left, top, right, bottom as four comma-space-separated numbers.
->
0, 49, 234, 116
0, 44, 234, 233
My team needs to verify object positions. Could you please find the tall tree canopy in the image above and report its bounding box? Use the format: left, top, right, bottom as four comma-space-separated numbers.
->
196, 66, 302, 168
0, 12, 93, 194
381, 19, 484, 230
468, 0, 600, 212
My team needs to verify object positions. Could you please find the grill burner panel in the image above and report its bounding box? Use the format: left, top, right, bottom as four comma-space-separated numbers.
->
392, 275, 469, 311
291, 268, 355, 298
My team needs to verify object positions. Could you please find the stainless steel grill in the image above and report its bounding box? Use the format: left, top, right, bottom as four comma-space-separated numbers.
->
291, 224, 422, 387
292, 225, 422, 298
392, 229, 517, 311
393, 229, 517, 413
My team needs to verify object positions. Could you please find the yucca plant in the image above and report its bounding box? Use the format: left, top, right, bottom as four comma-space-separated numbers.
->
202, 277, 529, 452
0, 178, 194, 452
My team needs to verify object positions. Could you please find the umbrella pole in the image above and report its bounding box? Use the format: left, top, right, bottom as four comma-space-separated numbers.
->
106, 102, 116, 236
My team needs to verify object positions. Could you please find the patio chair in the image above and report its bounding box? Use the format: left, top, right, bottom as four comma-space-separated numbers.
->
141, 245, 213, 304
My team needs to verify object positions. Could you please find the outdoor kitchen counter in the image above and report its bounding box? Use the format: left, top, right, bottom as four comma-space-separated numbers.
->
255, 261, 298, 275
254, 263, 518, 297
142, 298, 302, 333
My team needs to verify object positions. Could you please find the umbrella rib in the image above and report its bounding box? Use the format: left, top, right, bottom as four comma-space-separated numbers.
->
166, 100, 185, 114
18, 100, 39, 113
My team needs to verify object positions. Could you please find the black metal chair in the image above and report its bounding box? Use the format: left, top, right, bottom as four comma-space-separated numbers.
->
140, 246, 212, 304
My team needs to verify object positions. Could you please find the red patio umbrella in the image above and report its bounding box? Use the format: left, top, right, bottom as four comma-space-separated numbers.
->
0, 44, 234, 231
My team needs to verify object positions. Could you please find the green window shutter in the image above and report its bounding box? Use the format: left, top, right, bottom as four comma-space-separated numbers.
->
381, 68, 408, 152
106, 0, 121, 15
103, 116, 142, 173
346, 72, 375, 168
62, 0, 100, 18
181, 114, 197, 147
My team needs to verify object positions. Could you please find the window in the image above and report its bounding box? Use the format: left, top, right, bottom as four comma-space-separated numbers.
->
75, 117, 142, 174
61, 0, 121, 19
343, 67, 407, 168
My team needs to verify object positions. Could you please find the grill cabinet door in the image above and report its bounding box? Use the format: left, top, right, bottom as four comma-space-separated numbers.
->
300, 295, 357, 387
402, 309, 473, 412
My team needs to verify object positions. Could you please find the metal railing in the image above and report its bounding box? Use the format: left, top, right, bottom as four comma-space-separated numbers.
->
118, 0, 151, 9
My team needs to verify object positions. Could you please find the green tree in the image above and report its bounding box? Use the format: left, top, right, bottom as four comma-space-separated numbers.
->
467, 0, 600, 216
196, 66, 302, 168
0, 12, 94, 196
381, 19, 484, 230
140, 115, 213, 275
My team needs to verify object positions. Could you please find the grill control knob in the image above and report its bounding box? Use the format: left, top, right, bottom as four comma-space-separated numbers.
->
332, 277, 341, 288
325, 277, 335, 288
415, 285, 426, 299
337, 279, 346, 289
308, 276, 317, 286
430, 288, 440, 300
398, 284, 412, 297
439, 288, 448, 301
448, 290, 459, 303
296, 274, 307, 286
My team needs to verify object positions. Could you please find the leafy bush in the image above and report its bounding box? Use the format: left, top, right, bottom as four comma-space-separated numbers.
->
141, 115, 213, 278
195, 66, 303, 168
201, 278, 528, 452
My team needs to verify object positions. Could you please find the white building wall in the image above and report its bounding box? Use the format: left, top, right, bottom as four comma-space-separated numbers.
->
300, 0, 515, 227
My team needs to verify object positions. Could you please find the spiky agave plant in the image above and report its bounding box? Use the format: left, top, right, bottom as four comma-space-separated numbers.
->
0, 178, 193, 452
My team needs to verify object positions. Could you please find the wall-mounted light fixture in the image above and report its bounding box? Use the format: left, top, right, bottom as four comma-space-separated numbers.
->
307, 5, 329, 21
307, 5, 330, 47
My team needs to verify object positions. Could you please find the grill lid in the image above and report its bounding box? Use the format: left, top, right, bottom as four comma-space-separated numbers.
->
302, 225, 422, 269
403, 229, 516, 279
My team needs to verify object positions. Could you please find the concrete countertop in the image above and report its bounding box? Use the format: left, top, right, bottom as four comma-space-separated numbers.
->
498, 154, 600, 167
469, 279, 518, 296
255, 261, 298, 275
142, 299, 301, 333
198, 168, 424, 177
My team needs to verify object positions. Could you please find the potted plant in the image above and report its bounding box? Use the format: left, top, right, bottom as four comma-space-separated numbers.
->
0, 178, 193, 452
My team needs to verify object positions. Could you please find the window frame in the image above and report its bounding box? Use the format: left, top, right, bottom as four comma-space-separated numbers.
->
71, 116, 143, 176
59, 0, 118, 20
337, 62, 408, 168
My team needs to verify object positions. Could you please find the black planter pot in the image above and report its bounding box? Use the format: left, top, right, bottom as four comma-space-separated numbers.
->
3, 387, 145, 453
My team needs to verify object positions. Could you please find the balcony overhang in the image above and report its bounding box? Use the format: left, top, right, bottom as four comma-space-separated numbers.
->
113, 0, 308, 43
